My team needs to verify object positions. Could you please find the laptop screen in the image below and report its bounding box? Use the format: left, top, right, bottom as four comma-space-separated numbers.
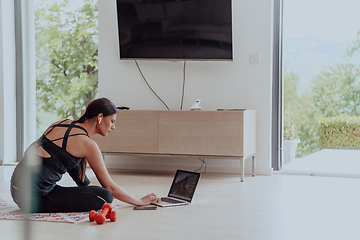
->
168, 170, 201, 203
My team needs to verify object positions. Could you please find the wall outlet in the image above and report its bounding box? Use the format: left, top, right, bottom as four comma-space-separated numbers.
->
249, 54, 259, 64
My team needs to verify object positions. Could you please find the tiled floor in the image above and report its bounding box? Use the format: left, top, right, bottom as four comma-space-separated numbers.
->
1, 165, 360, 240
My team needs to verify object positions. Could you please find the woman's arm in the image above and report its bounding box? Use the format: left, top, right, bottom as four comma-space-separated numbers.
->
83, 138, 158, 206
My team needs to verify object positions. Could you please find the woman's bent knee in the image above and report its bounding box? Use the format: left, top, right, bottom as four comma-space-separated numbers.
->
91, 186, 113, 203
101, 188, 113, 203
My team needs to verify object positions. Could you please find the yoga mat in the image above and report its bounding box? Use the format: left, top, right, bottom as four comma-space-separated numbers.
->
0, 199, 120, 224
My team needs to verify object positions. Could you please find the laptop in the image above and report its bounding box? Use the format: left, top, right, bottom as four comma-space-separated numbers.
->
151, 169, 201, 207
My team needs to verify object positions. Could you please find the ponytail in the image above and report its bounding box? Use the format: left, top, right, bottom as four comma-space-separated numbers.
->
79, 158, 87, 182
77, 114, 88, 123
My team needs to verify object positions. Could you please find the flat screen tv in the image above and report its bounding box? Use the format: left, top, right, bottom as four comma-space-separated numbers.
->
116, 0, 233, 61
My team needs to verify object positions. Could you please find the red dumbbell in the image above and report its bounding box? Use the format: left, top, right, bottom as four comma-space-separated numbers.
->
89, 203, 117, 224
106, 211, 117, 222
89, 210, 97, 222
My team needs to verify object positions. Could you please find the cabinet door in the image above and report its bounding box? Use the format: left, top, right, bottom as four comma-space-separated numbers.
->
91, 110, 159, 153
159, 111, 243, 156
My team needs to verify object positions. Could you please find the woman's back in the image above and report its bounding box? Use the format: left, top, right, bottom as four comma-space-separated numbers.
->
11, 119, 91, 197
37, 119, 90, 159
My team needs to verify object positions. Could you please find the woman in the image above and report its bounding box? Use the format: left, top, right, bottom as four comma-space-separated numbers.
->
10, 98, 159, 213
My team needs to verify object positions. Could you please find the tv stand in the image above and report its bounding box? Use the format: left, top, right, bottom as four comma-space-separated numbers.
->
92, 110, 256, 182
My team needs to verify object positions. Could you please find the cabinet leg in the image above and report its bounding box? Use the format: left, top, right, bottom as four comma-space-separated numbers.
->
252, 155, 256, 177
240, 158, 244, 182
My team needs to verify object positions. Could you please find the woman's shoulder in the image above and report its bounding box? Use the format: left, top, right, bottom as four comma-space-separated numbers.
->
78, 135, 100, 155
42, 119, 71, 135
52, 119, 72, 126
46, 119, 71, 129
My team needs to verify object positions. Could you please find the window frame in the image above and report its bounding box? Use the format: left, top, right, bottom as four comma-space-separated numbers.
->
14, 0, 37, 162
272, 0, 284, 170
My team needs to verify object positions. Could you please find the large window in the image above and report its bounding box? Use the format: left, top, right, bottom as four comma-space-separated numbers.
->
282, 0, 360, 172
35, 0, 98, 137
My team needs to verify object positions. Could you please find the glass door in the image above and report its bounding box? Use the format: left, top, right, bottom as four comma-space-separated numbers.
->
282, 0, 360, 176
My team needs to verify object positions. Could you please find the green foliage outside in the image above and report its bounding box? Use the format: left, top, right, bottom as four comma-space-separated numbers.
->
311, 63, 360, 117
318, 115, 360, 149
35, 0, 98, 132
284, 31, 360, 157
283, 110, 295, 140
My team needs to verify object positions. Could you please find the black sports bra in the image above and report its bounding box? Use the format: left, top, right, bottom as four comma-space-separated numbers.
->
36, 119, 90, 172
11, 120, 91, 197
39, 119, 89, 153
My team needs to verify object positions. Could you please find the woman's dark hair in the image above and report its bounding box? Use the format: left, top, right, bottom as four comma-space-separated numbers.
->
76, 97, 117, 123
76, 98, 117, 181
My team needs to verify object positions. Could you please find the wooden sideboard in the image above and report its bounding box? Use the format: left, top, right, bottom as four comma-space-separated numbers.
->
92, 110, 256, 182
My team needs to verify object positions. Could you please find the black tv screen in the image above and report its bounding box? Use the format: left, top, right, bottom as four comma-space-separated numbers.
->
116, 0, 233, 61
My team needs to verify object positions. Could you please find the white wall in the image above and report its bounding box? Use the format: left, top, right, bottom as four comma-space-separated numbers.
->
98, 0, 274, 175
0, 0, 17, 165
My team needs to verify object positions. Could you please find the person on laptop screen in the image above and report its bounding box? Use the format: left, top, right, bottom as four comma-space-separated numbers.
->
10, 98, 160, 213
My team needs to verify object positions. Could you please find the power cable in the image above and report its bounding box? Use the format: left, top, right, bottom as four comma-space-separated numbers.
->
135, 60, 170, 110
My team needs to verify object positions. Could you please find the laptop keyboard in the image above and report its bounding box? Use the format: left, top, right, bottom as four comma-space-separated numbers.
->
161, 197, 184, 204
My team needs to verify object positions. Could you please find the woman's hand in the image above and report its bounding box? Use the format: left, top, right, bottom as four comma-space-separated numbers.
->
139, 193, 160, 206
